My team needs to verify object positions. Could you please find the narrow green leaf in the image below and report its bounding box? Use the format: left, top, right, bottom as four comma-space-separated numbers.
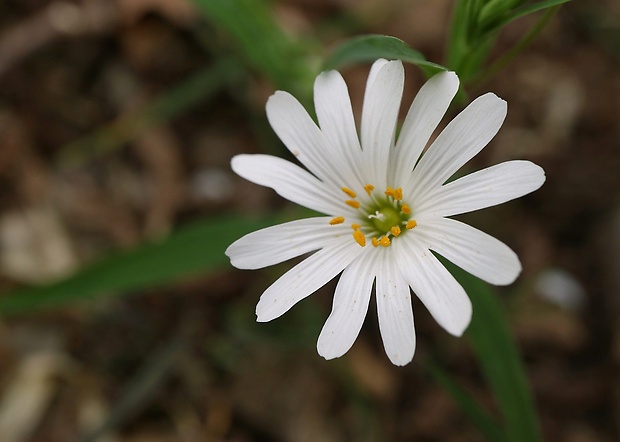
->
474, 4, 562, 87
478, 0, 521, 29
492, 0, 571, 31
324, 35, 446, 76
58, 58, 244, 168
0, 214, 276, 316
194, 0, 314, 101
444, 261, 542, 442
426, 360, 505, 442
446, 0, 473, 69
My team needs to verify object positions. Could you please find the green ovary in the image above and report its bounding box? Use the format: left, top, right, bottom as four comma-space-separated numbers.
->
367, 203, 408, 235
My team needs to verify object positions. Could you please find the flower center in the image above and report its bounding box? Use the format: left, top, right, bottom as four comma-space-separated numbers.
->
328, 185, 417, 248
368, 205, 403, 234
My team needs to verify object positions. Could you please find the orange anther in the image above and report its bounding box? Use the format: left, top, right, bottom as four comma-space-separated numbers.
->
352, 230, 366, 247
341, 187, 357, 198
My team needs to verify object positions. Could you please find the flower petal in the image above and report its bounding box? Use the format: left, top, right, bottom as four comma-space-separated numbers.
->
314, 70, 365, 190
394, 237, 472, 336
408, 93, 507, 198
376, 250, 416, 366
391, 71, 459, 186
226, 217, 351, 270
414, 217, 522, 285
365, 59, 390, 92
266, 91, 349, 186
317, 248, 375, 360
256, 238, 363, 322
416, 160, 546, 218
231, 154, 351, 216
361, 60, 404, 188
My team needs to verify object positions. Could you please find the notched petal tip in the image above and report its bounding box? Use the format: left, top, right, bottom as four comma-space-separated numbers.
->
316, 340, 342, 361
445, 300, 473, 337
255, 305, 275, 323
481, 92, 508, 113
230, 153, 252, 176
388, 351, 415, 367
528, 161, 547, 190
265, 90, 300, 122
435, 69, 459, 84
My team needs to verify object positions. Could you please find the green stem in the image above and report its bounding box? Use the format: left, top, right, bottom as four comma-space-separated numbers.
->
471, 5, 560, 88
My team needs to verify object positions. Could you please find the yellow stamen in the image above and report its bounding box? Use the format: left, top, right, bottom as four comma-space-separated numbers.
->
378, 236, 391, 247
351, 223, 361, 230
345, 199, 360, 209
406, 219, 417, 230
384, 187, 394, 197
393, 187, 403, 201
329, 216, 345, 225
341, 187, 357, 198
352, 230, 366, 247
364, 184, 375, 195
371, 237, 379, 247
391, 226, 401, 237
401, 204, 411, 215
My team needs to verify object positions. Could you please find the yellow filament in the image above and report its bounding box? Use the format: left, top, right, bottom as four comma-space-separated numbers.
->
329, 216, 345, 225
406, 220, 417, 230
391, 226, 401, 237
353, 230, 366, 247
364, 184, 375, 195
341, 187, 357, 198
351, 223, 361, 230
401, 204, 411, 214
371, 237, 379, 247
393, 187, 403, 201
345, 199, 360, 209
384, 187, 394, 197
378, 236, 391, 247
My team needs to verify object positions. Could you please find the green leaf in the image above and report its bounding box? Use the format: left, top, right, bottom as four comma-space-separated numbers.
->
478, 0, 521, 30
324, 35, 446, 76
194, 0, 315, 102
426, 360, 505, 442
0, 214, 276, 316
58, 58, 244, 168
445, 261, 542, 442
474, 3, 563, 87
487, 0, 571, 32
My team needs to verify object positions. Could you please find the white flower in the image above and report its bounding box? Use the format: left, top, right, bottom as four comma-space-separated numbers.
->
225, 59, 545, 366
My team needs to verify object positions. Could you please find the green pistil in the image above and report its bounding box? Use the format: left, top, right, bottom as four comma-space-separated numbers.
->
366, 199, 409, 235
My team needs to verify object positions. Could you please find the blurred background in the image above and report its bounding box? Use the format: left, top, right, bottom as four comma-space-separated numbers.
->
0, 0, 618, 441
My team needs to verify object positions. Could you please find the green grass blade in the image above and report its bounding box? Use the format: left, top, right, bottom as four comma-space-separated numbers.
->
445, 261, 542, 442
0, 214, 275, 316
426, 360, 506, 442
194, 0, 314, 101
474, 4, 562, 87
489, 0, 571, 31
324, 35, 446, 76
58, 58, 244, 168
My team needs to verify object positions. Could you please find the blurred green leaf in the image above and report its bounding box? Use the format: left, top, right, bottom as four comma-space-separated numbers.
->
59, 58, 244, 168
194, 0, 315, 103
481, 0, 571, 32
475, 3, 562, 88
426, 360, 505, 442
445, 261, 542, 442
0, 215, 276, 316
447, 0, 569, 85
324, 35, 446, 76
478, 0, 521, 30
